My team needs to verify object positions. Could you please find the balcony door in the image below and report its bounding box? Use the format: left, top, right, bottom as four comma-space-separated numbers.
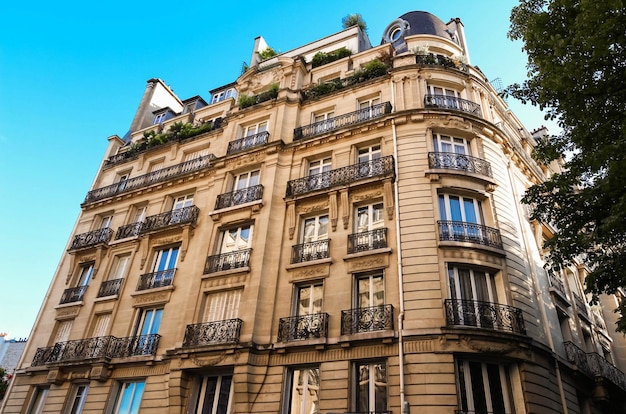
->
433, 134, 470, 155
77, 264, 94, 287
356, 204, 384, 233
204, 290, 241, 322
191, 374, 233, 414
428, 85, 460, 109
220, 226, 252, 254
306, 158, 331, 191
295, 283, 323, 317
234, 170, 259, 191
438, 194, 483, 240
136, 308, 163, 341
448, 266, 498, 328
356, 273, 384, 309
151, 246, 178, 286
171, 194, 194, 224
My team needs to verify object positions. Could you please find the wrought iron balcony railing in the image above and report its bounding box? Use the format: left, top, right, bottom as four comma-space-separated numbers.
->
227, 131, 269, 154
572, 292, 589, 318
428, 152, 493, 178
341, 304, 394, 335
424, 94, 481, 116
182, 319, 243, 347
291, 239, 330, 264
115, 222, 142, 240
97, 278, 123, 297
84, 154, 216, 204
286, 156, 395, 198
564, 341, 626, 391
215, 185, 263, 210
437, 220, 503, 249
278, 313, 329, 342
444, 298, 526, 335
415, 53, 469, 72
68, 228, 114, 251
137, 268, 176, 291
347, 228, 388, 254
142, 205, 199, 233
31, 334, 160, 366
59, 286, 88, 304
294, 102, 391, 141
548, 272, 568, 299
204, 249, 252, 274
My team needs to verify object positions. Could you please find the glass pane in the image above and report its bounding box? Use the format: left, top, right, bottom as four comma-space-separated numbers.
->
487, 364, 506, 414
357, 207, 369, 233
357, 365, 370, 412
374, 363, 388, 411
303, 219, 315, 243
358, 278, 371, 308
216, 376, 232, 414
469, 362, 488, 413
372, 275, 384, 306
249, 170, 260, 186
438, 195, 447, 220
128, 382, 144, 414
311, 285, 323, 314
458, 269, 473, 300
449, 196, 462, 221
473, 271, 490, 302
463, 199, 478, 223
200, 377, 217, 414
298, 286, 311, 315
318, 216, 328, 238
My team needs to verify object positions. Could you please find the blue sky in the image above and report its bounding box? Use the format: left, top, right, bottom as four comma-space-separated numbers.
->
0, 0, 553, 339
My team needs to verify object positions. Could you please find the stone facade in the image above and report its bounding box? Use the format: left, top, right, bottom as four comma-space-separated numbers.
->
3, 10, 626, 414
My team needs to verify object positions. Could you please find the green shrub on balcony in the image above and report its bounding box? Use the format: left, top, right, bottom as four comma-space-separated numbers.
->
304, 58, 389, 100
238, 83, 279, 109
311, 47, 352, 68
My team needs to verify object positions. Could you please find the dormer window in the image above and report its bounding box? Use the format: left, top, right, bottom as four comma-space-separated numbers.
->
212, 88, 237, 104
153, 113, 167, 125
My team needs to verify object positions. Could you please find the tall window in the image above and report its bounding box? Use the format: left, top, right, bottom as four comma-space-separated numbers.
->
109, 254, 130, 281
149, 246, 179, 287
242, 121, 267, 137
438, 194, 483, 225
295, 283, 323, 316
173, 194, 194, 210
204, 290, 242, 322
312, 110, 335, 134
457, 360, 514, 414
219, 225, 252, 254
354, 361, 387, 413
66, 384, 89, 414
448, 265, 498, 328
359, 97, 381, 110
433, 133, 470, 154
190, 374, 233, 414
355, 204, 384, 233
302, 215, 329, 244
284, 367, 320, 414
112, 381, 145, 414
53, 320, 73, 344
100, 215, 113, 229
92, 313, 111, 337
427, 85, 461, 109
77, 263, 94, 287
185, 148, 210, 161
356, 273, 384, 309
27, 387, 49, 414
233, 170, 260, 191
357, 145, 381, 163
308, 158, 331, 176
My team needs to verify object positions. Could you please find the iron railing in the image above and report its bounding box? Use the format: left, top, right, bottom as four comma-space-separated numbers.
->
141, 205, 199, 233
84, 155, 216, 204
182, 319, 243, 347
97, 278, 123, 297
227, 131, 269, 154
437, 220, 503, 249
428, 152, 492, 178
564, 341, 626, 391
347, 228, 388, 254
572, 292, 589, 318
68, 228, 113, 251
59, 286, 88, 304
115, 222, 142, 240
424, 94, 481, 116
294, 102, 391, 141
137, 269, 176, 291
277, 313, 329, 342
444, 299, 526, 335
215, 185, 263, 210
291, 240, 330, 263
31, 334, 160, 366
286, 156, 395, 198
415, 53, 469, 72
548, 272, 568, 299
204, 249, 252, 274
341, 304, 394, 335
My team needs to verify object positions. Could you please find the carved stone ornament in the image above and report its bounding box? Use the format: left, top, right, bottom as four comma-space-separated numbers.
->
289, 265, 329, 282
133, 291, 170, 306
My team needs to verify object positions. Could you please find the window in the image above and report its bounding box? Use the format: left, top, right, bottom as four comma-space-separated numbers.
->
204, 290, 242, 322
456, 360, 514, 414
66, 384, 89, 414
149, 159, 164, 172
284, 367, 320, 414
355, 203, 384, 233
77, 263, 94, 287
137, 308, 163, 336
27, 387, 49, 414
358, 97, 382, 121
356, 272, 384, 308
448, 265, 498, 328
427, 85, 461, 109
302, 215, 329, 243
357, 145, 381, 163
295, 283, 323, 316
351, 204, 386, 252
219, 225, 252, 254
354, 361, 387, 413
190, 374, 233, 414
296, 215, 329, 262
359, 97, 381, 110
116, 173, 130, 191
312, 110, 335, 134
438, 194, 485, 241
173, 194, 194, 210
433, 133, 470, 154
184, 148, 210, 162
146, 246, 178, 288
100, 215, 113, 229
153, 112, 166, 125
112, 381, 145, 414
171, 194, 194, 224
109, 254, 131, 281
213, 88, 237, 104
92, 313, 111, 337
308, 158, 331, 176
233, 170, 260, 191
207, 226, 253, 272
242, 121, 268, 138
53, 320, 73, 343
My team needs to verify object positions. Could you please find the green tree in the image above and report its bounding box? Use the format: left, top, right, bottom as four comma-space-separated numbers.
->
0, 367, 8, 400
342, 13, 367, 33
508, 1, 626, 330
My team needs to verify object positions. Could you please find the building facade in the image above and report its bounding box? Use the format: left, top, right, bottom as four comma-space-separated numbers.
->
4, 10, 626, 414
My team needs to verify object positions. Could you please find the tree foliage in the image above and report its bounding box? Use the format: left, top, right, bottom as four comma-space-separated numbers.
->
508, 1, 626, 330
0, 367, 9, 400
342, 14, 367, 33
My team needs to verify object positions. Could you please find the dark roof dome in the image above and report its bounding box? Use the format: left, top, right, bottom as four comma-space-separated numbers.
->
381, 11, 454, 45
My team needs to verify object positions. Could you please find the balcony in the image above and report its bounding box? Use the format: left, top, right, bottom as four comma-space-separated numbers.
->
341, 304, 394, 335
294, 102, 391, 141
424, 94, 481, 116
84, 155, 216, 204
444, 298, 526, 335
204, 249, 251, 274
291, 240, 330, 264
437, 220, 503, 249
68, 228, 113, 251
141, 205, 199, 234
573, 292, 590, 318
564, 341, 626, 392
137, 269, 175, 291
227, 131, 269, 155
31, 334, 160, 366
347, 228, 388, 254
286, 156, 395, 198
115, 222, 142, 240
97, 278, 123, 297
427, 152, 492, 178
182, 319, 243, 347
415, 53, 469, 72
277, 313, 329, 342
215, 185, 263, 210
59, 286, 88, 304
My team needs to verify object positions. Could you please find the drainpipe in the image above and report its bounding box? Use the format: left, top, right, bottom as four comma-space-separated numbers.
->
506, 153, 568, 414
390, 75, 409, 414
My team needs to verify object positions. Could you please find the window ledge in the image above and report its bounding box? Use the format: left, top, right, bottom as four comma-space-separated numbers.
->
285, 257, 333, 271
343, 247, 392, 260
201, 266, 250, 279
209, 200, 263, 221
94, 294, 119, 303
131, 285, 175, 297
339, 329, 395, 344
274, 337, 327, 350
54, 301, 84, 310
437, 240, 506, 256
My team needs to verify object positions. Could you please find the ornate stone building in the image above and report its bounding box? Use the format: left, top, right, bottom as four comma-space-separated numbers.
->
3, 10, 626, 414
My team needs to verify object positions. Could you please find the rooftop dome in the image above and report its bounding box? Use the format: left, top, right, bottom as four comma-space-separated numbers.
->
381, 11, 455, 45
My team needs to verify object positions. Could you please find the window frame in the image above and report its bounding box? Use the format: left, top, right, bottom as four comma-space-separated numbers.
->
27, 386, 49, 414
135, 308, 164, 337
65, 384, 89, 414
111, 380, 145, 414
283, 366, 320, 414
456, 359, 514, 414
355, 271, 385, 309
301, 214, 329, 244
241, 120, 268, 138
233, 170, 260, 191
203, 289, 242, 322
433, 133, 471, 155
189, 373, 234, 414
438, 194, 484, 224
76, 262, 95, 287
217, 224, 253, 254
352, 360, 388, 413
294, 282, 324, 316
354, 203, 384, 233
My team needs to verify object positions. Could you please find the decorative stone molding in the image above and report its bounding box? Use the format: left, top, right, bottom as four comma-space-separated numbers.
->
330, 191, 338, 232
288, 263, 331, 282
131, 290, 172, 307
55, 306, 80, 320
202, 273, 248, 289
344, 251, 390, 273
340, 190, 349, 230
